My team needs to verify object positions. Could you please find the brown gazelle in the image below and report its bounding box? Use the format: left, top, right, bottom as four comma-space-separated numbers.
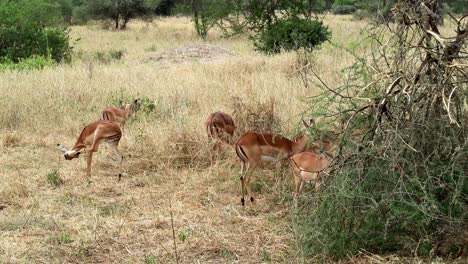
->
205, 111, 236, 145
290, 152, 332, 198
58, 120, 122, 178
101, 99, 138, 130
235, 120, 311, 205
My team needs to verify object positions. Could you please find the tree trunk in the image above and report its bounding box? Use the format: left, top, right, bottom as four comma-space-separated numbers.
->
121, 17, 129, 30
114, 17, 119, 29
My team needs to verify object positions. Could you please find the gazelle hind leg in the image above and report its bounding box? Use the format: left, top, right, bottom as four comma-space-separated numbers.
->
108, 142, 122, 162
109, 142, 123, 179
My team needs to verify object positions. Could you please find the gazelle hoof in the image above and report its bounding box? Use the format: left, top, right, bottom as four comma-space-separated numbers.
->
250, 197, 255, 203
241, 198, 245, 206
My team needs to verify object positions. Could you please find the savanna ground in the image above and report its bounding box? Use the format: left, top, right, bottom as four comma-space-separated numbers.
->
1, 15, 450, 263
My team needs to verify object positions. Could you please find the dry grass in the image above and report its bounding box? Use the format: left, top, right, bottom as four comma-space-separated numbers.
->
0, 15, 370, 263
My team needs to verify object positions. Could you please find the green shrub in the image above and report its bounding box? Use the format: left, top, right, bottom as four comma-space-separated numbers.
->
0, 0, 71, 63
255, 17, 331, 54
137, 96, 156, 115
47, 169, 63, 188
93, 49, 125, 63
108, 49, 124, 60
144, 255, 157, 264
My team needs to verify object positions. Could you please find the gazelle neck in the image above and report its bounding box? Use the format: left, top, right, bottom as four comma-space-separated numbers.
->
292, 134, 308, 154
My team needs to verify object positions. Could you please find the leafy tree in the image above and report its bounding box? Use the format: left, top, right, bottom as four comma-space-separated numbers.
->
54, 0, 74, 23
86, 0, 160, 29
190, 0, 232, 38
241, 0, 330, 54
154, 0, 176, 16
185, 0, 330, 53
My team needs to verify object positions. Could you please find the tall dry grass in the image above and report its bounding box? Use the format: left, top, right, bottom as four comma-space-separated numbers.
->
0, 15, 366, 263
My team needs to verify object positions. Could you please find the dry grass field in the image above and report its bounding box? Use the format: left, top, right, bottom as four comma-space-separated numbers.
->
0, 15, 370, 263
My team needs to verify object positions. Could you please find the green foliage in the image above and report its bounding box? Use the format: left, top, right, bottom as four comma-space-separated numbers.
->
334, 0, 354, 5
332, 5, 356, 14
190, 0, 232, 38
353, 0, 395, 22
177, 227, 192, 243
55, 0, 74, 23
86, 0, 159, 29
93, 49, 125, 63
48, 231, 73, 244
259, 248, 271, 262
0, 55, 54, 71
255, 17, 331, 54
137, 96, 156, 115
47, 169, 63, 188
298, 2, 467, 257
144, 255, 158, 264
0, 0, 71, 63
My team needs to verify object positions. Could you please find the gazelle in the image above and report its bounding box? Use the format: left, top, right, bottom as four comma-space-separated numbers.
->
235, 119, 311, 206
205, 111, 236, 146
58, 120, 123, 178
101, 99, 138, 130
290, 152, 332, 199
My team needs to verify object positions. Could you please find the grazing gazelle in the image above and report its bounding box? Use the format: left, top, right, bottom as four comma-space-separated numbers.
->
235, 119, 312, 206
205, 111, 236, 146
290, 151, 332, 198
58, 120, 122, 178
101, 99, 138, 130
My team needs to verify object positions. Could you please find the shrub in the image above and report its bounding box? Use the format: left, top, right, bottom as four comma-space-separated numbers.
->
93, 49, 125, 63
255, 17, 331, 54
0, 0, 71, 63
298, 1, 467, 258
47, 169, 63, 188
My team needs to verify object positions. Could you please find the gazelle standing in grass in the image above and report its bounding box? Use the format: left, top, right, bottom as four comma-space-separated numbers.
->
290, 151, 333, 199
205, 111, 236, 146
235, 119, 312, 206
101, 99, 139, 130
58, 120, 123, 178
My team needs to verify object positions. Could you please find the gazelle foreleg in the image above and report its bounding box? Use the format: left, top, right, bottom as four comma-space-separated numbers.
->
86, 151, 94, 178
242, 161, 257, 205
240, 160, 246, 206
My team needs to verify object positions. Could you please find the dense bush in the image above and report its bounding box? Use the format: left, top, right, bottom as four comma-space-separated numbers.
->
298, 1, 467, 258
255, 17, 331, 54
0, 0, 71, 63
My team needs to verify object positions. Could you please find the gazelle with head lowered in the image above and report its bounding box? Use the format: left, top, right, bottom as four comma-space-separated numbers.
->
235, 119, 312, 206
101, 99, 139, 130
290, 151, 333, 199
205, 111, 236, 146
58, 120, 123, 178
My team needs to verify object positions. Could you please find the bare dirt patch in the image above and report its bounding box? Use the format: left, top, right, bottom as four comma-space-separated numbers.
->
148, 44, 236, 65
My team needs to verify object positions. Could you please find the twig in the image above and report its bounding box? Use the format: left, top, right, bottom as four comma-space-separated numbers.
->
309, 67, 352, 99
169, 197, 179, 264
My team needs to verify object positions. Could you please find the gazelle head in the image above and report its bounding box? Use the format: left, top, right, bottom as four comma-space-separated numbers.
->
122, 98, 140, 116
57, 144, 80, 160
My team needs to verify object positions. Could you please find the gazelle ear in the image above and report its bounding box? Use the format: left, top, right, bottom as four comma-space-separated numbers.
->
57, 144, 68, 153
302, 118, 314, 129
